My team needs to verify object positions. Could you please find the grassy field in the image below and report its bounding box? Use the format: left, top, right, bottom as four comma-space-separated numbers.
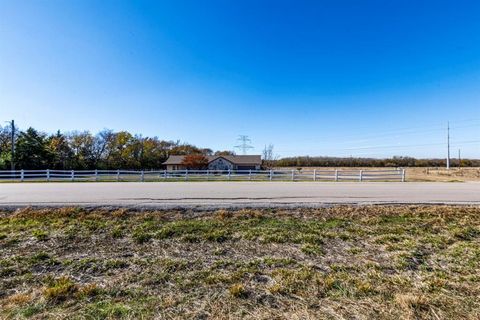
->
1, 206, 480, 319
278, 167, 480, 182
405, 167, 480, 182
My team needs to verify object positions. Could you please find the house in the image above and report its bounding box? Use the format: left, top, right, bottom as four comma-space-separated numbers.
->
163, 155, 262, 171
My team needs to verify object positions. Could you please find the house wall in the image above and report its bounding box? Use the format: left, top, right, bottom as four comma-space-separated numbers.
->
236, 164, 261, 170
208, 158, 234, 171
166, 159, 261, 171
167, 165, 186, 171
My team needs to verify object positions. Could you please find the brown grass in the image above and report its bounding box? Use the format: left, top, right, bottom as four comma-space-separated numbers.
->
1, 206, 480, 319
279, 166, 480, 182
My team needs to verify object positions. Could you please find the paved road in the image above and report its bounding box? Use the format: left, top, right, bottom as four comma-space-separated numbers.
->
0, 182, 479, 208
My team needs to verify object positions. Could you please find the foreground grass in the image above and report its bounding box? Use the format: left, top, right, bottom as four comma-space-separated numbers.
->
1, 206, 479, 319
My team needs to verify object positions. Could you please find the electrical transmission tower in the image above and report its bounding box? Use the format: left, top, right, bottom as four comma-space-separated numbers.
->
234, 135, 254, 155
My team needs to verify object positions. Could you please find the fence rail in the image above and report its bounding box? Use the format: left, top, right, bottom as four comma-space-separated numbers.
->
0, 169, 406, 182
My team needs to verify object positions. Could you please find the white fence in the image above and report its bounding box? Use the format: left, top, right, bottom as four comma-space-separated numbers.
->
0, 169, 406, 182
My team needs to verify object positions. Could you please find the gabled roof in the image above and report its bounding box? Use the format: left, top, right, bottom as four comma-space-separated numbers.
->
162, 155, 262, 165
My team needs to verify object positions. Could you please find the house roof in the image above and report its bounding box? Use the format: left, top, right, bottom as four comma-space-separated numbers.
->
162, 155, 262, 165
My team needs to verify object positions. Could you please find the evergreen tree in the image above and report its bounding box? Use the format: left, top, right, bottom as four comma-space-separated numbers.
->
14, 128, 53, 169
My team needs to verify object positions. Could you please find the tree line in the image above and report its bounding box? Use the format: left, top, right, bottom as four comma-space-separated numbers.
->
1, 125, 478, 170
276, 156, 480, 168
0, 126, 231, 170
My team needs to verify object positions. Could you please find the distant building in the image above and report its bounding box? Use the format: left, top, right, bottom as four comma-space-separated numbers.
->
163, 155, 262, 171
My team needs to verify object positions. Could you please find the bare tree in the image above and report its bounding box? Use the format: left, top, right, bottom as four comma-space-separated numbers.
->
262, 144, 278, 169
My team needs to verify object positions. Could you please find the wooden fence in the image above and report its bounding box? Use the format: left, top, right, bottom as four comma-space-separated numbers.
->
0, 169, 406, 182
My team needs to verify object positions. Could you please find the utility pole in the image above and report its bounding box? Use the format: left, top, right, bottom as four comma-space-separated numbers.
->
10, 120, 15, 172
446, 122, 450, 170
458, 149, 461, 168
234, 135, 254, 155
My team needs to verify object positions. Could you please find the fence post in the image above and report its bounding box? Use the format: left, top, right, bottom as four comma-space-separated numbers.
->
402, 169, 406, 182
269, 169, 273, 181
335, 169, 338, 182
46, 169, 50, 182
359, 170, 363, 182
20, 169, 24, 182
71, 170, 74, 182
141, 170, 144, 182
228, 169, 231, 180
116, 169, 120, 182
249, 169, 252, 180
291, 169, 294, 181
185, 169, 188, 181
163, 169, 167, 180
95, 169, 98, 182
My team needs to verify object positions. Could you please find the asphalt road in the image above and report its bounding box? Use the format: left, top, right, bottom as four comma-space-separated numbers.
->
0, 182, 479, 209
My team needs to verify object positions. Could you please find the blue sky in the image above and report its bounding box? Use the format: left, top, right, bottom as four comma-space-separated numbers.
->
1, 0, 479, 158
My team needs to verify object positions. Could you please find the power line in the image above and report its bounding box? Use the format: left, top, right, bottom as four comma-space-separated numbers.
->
276, 118, 480, 157
276, 139, 480, 155
234, 135, 254, 155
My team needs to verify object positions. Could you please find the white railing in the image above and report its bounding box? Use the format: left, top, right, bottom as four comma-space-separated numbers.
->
0, 168, 406, 182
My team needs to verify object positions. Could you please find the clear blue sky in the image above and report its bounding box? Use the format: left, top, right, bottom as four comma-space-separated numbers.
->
1, 0, 479, 158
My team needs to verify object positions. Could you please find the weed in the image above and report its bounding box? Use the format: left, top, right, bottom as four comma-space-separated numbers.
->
4, 293, 31, 306
204, 230, 230, 242
83, 301, 133, 318
301, 243, 323, 255
19, 304, 44, 317
29, 252, 55, 265
77, 283, 101, 298
453, 226, 480, 241
111, 226, 124, 238
132, 230, 152, 244
229, 283, 248, 298
32, 229, 49, 241
43, 276, 78, 302
104, 259, 129, 270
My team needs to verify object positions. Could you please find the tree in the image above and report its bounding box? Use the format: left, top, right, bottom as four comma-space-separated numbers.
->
92, 129, 115, 168
169, 143, 204, 156
262, 144, 278, 169
200, 148, 213, 156
214, 150, 235, 156
0, 125, 13, 170
68, 131, 96, 169
14, 128, 53, 169
140, 137, 169, 169
104, 131, 137, 168
48, 131, 74, 169
181, 154, 209, 169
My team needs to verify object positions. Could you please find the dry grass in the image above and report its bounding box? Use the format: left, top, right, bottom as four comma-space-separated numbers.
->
1, 206, 480, 319
405, 167, 480, 182
279, 166, 480, 182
